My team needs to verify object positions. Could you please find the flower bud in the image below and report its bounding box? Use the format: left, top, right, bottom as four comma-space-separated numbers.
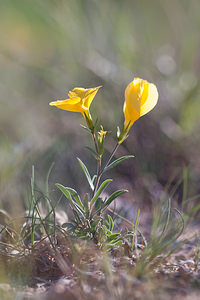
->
118, 78, 158, 143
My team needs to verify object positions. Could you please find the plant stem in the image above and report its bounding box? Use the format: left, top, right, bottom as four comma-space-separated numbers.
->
92, 158, 101, 198
92, 131, 98, 154
100, 142, 119, 176
90, 130, 101, 198
91, 142, 119, 202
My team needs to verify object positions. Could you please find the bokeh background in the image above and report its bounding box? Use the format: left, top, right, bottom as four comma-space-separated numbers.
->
0, 0, 200, 219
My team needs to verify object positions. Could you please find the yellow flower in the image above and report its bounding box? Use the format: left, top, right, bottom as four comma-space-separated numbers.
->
50, 86, 100, 118
124, 78, 158, 128
118, 78, 158, 143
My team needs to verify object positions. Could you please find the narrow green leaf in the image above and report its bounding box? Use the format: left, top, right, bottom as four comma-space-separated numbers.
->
107, 233, 120, 242
95, 197, 102, 211
108, 215, 114, 231
63, 187, 83, 209
72, 202, 85, 217
106, 230, 112, 236
45, 162, 54, 199
73, 209, 84, 224
56, 184, 73, 205
77, 158, 94, 190
85, 146, 100, 159
90, 197, 104, 217
103, 190, 128, 208
160, 198, 171, 238
80, 124, 91, 133
56, 184, 84, 216
104, 155, 134, 173
106, 240, 123, 247
112, 239, 123, 246
91, 179, 112, 205
83, 193, 90, 218
90, 217, 102, 233
132, 209, 140, 251
92, 175, 97, 185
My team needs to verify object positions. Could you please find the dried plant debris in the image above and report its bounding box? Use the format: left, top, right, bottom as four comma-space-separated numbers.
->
0, 225, 199, 300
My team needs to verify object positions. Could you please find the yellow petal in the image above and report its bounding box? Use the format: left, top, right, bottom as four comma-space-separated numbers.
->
49, 97, 85, 113
123, 101, 140, 128
50, 97, 80, 106
68, 88, 86, 98
140, 83, 158, 116
83, 86, 102, 109
124, 80, 141, 126
67, 86, 101, 109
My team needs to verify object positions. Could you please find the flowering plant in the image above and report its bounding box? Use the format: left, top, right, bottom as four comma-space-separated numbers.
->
50, 78, 158, 247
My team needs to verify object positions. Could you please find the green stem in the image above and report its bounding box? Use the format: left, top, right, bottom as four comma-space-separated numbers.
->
100, 142, 119, 176
90, 130, 101, 200
91, 158, 101, 199
90, 142, 119, 210
92, 131, 99, 154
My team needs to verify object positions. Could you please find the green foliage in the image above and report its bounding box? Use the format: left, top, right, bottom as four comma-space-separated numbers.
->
134, 199, 185, 277
85, 146, 100, 160
90, 179, 112, 205
56, 184, 84, 210
103, 155, 134, 173
103, 190, 128, 209
77, 158, 94, 191
52, 115, 135, 246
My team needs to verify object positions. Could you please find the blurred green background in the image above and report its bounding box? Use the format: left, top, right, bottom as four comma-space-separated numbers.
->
0, 0, 200, 217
